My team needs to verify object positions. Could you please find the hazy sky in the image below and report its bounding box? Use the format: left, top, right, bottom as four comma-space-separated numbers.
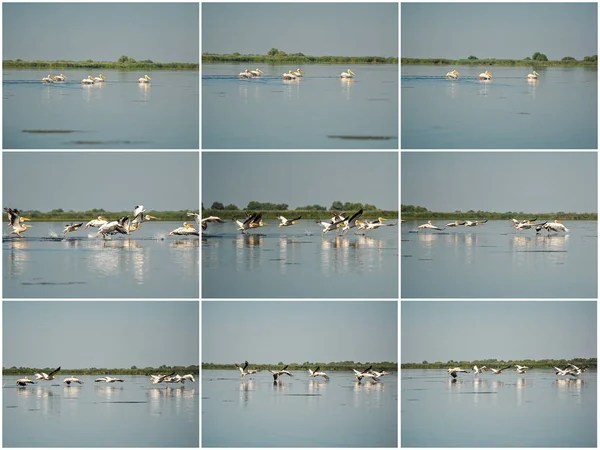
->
3, 301, 199, 368
402, 3, 598, 60
401, 152, 597, 213
401, 301, 597, 363
202, 301, 398, 364
203, 3, 398, 57
3, 152, 199, 212
3, 3, 199, 62
203, 152, 398, 210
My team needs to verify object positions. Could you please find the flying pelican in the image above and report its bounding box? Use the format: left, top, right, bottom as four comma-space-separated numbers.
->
282, 71, 297, 80
95, 376, 124, 383
515, 365, 530, 374
93, 74, 107, 82
53, 74, 67, 81
308, 366, 330, 380
169, 222, 199, 236
446, 70, 460, 80
291, 69, 305, 77
82, 76, 95, 84
566, 364, 588, 376
130, 205, 157, 231
445, 221, 466, 227
479, 70, 492, 80
186, 212, 200, 226
417, 220, 445, 231
34, 367, 61, 380
356, 218, 396, 233
180, 374, 196, 382
316, 213, 346, 235
464, 220, 488, 227
16, 377, 35, 386
527, 71, 540, 80
249, 68, 264, 77
85, 216, 108, 228
277, 215, 302, 227
236, 361, 250, 379
369, 369, 390, 378
63, 375, 83, 385
543, 220, 569, 233
554, 366, 575, 377
340, 209, 364, 235
352, 366, 373, 382
270, 365, 293, 381
473, 365, 488, 375
510, 217, 537, 225
233, 215, 256, 233
98, 216, 131, 238
150, 372, 176, 384
138, 74, 151, 83
447, 367, 469, 378
42, 75, 55, 83
201, 216, 223, 231
5, 207, 33, 237
340, 69, 355, 78
63, 222, 84, 236
239, 69, 253, 79
489, 366, 511, 374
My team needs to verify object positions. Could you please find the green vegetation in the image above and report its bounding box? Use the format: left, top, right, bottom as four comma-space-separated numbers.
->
400, 205, 597, 221
203, 48, 398, 64
203, 361, 398, 371
3, 55, 198, 70
401, 52, 597, 67
2, 209, 199, 223
3, 365, 199, 376
402, 358, 596, 370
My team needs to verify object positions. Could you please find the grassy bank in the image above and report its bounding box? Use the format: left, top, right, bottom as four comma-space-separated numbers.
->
400, 206, 596, 221
202, 209, 399, 220
3, 365, 199, 376
203, 53, 398, 64
3, 59, 199, 70
2, 209, 199, 223
402, 57, 597, 67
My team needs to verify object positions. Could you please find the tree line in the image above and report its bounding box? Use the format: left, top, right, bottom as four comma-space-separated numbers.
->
402, 52, 597, 67
206, 201, 383, 212
400, 205, 597, 221
3, 56, 198, 70
401, 358, 596, 370
2, 209, 199, 222
203, 48, 398, 64
203, 361, 398, 371
3, 365, 199, 376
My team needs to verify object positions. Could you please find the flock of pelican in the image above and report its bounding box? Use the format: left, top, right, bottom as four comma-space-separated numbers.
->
412, 218, 569, 234
448, 363, 588, 379
4, 207, 200, 239
238, 68, 356, 80
41, 73, 151, 84
445, 70, 540, 81
416, 219, 488, 232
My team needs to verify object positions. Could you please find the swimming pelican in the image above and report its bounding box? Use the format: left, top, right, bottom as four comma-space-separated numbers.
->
340, 69, 355, 78
85, 216, 109, 228
98, 216, 131, 238
417, 220, 445, 231
543, 220, 569, 233
63, 375, 83, 385
16, 377, 35, 386
34, 367, 61, 380
270, 365, 293, 381
169, 222, 199, 236
489, 366, 511, 374
340, 209, 364, 235
42, 75, 55, 83
352, 366, 373, 382
479, 70, 492, 80
446, 70, 460, 80
282, 71, 297, 80
4, 207, 31, 228
473, 365, 488, 375
526, 71, 540, 79
95, 376, 124, 383
239, 69, 253, 79
291, 69, 305, 77
445, 221, 466, 227
63, 222, 84, 236
201, 216, 223, 231
53, 74, 67, 81
447, 367, 469, 378
464, 220, 488, 227
138, 74, 151, 83
277, 215, 302, 227
308, 366, 330, 380
249, 68, 264, 77
150, 372, 176, 384
82, 76, 95, 84
515, 365, 530, 374
93, 74, 107, 82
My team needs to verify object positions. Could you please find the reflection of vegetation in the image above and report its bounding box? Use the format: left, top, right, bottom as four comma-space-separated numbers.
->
2, 209, 199, 222
203, 48, 398, 64
402, 358, 596, 369
203, 361, 398, 371
3, 56, 198, 70
400, 205, 597, 221
402, 54, 597, 67
3, 365, 199, 375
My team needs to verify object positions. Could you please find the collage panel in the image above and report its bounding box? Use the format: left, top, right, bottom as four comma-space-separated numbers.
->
401, 151, 598, 298
2, 151, 199, 298
202, 300, 398, 447
401, 300, 597, 447
2, 300, 199, 447
201, 151, 399, 298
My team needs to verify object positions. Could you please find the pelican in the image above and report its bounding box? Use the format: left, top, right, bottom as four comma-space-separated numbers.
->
239, 69, 253, 79
417, 220, 445, 231
187, 212, 200, 226
34, 367, 61, 380
95, 376, 124, 383
308, 366, 329, 380
515, 365, 530, 374
489, 366, 511, 374
4, 207, 31, 228
445, 221, 466, 227
85, 216, 108, 228
53, 74, 67, 81
543, 220, 569, 233
447, 367, 469, 378
201, 216, 223, 231
130, 205, 157, 230
63, 375, 83, 385
16, 377, 35, 386
169, 222, 199, 236
249, 68, 264, 77
63, 222, 84, 236
446, 70, 460, 80
42, 75, 55, 83
340, 69, 355, 78
515, 220, 546, 231
352, 366, 373, 382
291, 68, 305, 77
98, 216, 131, 238
479, 70, 492, 80
566, 364, 587, 376
233, 214, 256, 233
510, 217, 537, 225
277, 215, 302, 227
138, 74, 151, 83
369, 369, 390, 378
282, 71, 297, 80
9, 222, 33, 238
237, 361, 250, 379
93, 73, 106, 82
356, 218, 396, 233
82, 76, 95, 84
270, 365, 293, 381
340, 208, 364, 235
150, 372, 176, 384
473, 365, 488, 375
180, 374, 196, 382
554, 366, 574, 377
527, 71, 540, 80
464, 220, 488, 227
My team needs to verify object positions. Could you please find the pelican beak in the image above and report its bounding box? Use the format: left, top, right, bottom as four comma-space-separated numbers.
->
147, 215, 158, 220
21, 217, 31, 221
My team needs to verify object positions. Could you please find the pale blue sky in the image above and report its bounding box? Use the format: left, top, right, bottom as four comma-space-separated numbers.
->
203, 3, 398, 57
3, 3, 199, 62
402, 3, 598, 60
202, 152, 398, 211
402, 301, 597, 363
202, 301, 398, 364
3, 301, 199, 368
401, 152, 597, 213
3, 152, 199, 212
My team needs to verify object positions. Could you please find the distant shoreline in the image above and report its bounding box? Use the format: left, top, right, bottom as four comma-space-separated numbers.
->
401, 57, 597, 67
203, 53, 398, 64
2, 210, 199, 222
3, 60, 199, 70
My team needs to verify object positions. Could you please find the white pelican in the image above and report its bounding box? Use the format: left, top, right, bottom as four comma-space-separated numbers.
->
352, 366, 373, 382
417, 220, 445, 231
16, 377, 35, 386
340, 208, 364, 235
445, 221, 466, 227
308, 366, 329, 380
515, 365, 530, 374
95, 376, 124, 383
510, 217, 537, 225
233, 213, 264, 233
566, 364, 587, 376
150, 372, 176, 384
514, 220, 546, 231
270, 365, 293, 381
63, 222, 84, 236
527, 71, 540, 80
340, 69, 355, 78
447, 367, 469, 378
356, 218, 396, 233
543, 220, 569, 233
63, 375, 83, 385
93, 73, 106, 82
42, 75, 55, 83
464, 220, 488, 227
85, 216, 109, 228
180, 374, 196, 382
291, 68, 305, 77
479, 70, 492, 80
169, 222, 199, 236
4, 207, 31, 228
446, 70, 460, 80
489, 366, 511, 374
138, 74, 151, 83
34, 367, 61, 380
201, 216, 223, 231
98, 216, 131, 238
473, 365, 488, 375
233, 215, 255, 233
237, 361, 250, 379
130, 205, 157, 231
187, 212, 200, 226
554, 366, 574, 377
53, 74, 67, 81
249, 68, 264, 77
239, 69, 253, 78
9, 221, 33, 238
277, 215, 302, 227
282, 71, 297, 80
82, 76, 95, 84
369, 369, 390, 378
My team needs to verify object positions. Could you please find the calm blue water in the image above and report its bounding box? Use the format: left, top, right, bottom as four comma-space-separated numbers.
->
203, 370, 397, 447
402, 369, 597, 447
202, 63, 398, 148
401, 65, 597, 148
3, 69, 199, 148
202, 219, 398, 298
3, 375, 199, 447
401, 220, 597, 298
3, 221, 199, 298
